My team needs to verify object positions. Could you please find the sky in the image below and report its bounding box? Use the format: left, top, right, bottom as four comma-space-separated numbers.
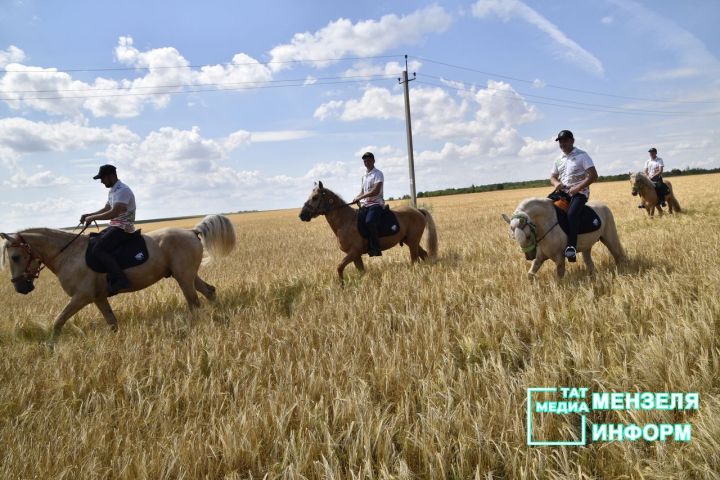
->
1, 0, 719, 231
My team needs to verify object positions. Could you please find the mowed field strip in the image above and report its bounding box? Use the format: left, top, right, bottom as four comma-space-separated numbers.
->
1, 174, 719, 478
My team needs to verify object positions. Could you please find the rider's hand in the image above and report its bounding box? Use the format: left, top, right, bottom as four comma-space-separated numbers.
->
567, 185, 580, 196
80, 214, 87, 224
554, 183, 565, 192
84, 216, 93, 226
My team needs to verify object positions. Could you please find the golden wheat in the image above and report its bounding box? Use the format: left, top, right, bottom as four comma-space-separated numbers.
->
1, 174, 719, 479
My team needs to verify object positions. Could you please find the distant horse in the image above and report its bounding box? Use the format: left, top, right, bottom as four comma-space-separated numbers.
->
502, 197, 625, 279
299, 182, 438, 284
1, 215, 236, 344
630, 172, 681, 217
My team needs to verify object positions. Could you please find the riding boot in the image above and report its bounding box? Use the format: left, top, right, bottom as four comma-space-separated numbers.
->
367, 223, 382, 257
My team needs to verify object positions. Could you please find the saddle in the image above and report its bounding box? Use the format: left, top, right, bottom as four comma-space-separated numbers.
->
85, 230, 150, 273
548, 191, 602, 235
357, 205, 400, 239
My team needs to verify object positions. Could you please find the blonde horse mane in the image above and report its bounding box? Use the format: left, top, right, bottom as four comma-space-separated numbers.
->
631, 172, 654, 189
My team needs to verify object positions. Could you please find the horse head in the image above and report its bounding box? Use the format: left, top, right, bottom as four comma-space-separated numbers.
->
0, 232, 41, 294
502, 211, 537, 260
299, 181, 343, 221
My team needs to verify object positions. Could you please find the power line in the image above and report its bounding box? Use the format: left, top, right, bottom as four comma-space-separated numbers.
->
411, 55, 720, 105
419, 73, 709, 115
0, 77, 394, 102
0, 73, 401, 95
415, 79, 719, 117
2, 54, 403, 74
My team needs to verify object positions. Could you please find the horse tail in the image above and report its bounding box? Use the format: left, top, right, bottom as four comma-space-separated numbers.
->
419, 209, 438, 259
666, 182, 682, 212
192, 215, 236, 260
600, 208, 626, 263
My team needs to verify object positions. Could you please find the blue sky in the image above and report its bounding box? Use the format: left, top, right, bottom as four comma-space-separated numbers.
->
1, 0, 718, 230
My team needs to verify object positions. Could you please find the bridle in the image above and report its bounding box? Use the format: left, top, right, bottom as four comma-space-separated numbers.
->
511, 212, 558, 253
303, 194, 358, 217
4, 223, 95, 284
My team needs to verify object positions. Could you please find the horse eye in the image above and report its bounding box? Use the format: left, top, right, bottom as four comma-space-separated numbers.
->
11, 255, 21, 263
312, 195, 318, 201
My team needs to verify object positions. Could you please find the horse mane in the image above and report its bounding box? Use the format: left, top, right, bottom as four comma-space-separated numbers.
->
516, 197, 553, 217
321, 187, 349, 206
631, 172, 653, 188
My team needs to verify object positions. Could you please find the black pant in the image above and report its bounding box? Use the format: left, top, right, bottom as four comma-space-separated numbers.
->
360, 205, 383, 252
91, 227, 130, 281
567, 193, 587, 249
651, 175, 666, 203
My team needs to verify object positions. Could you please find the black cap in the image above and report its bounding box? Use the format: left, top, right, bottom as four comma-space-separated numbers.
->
648, 147, 657, 153
555, 130, 574, 141
93, 164, 117, 179
361, 151, 374, 160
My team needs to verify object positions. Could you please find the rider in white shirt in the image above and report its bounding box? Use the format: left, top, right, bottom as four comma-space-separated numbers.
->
352, 152, 385, 257
80, 164, 136, 295
550, 130, 599, 263
639, 147, 666, 208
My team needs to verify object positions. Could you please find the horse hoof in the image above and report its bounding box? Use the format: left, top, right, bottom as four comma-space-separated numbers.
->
110, 324, 119, 333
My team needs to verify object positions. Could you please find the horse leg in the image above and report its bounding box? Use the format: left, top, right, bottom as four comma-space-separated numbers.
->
48, 296, 91, 345
554, 255, 566, 279
528, 251, 548, 280
582, 249, 596, 275
418, 246, 429, 261
173, 273, 201, 308
94, 297, 119, 332
408, 240, 421, 263
353, 257, 365, 273
195, 275, 217, 301
337, 253, 356, 286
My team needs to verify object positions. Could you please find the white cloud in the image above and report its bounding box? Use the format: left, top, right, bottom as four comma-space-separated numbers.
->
268, 6, 452, 71
608, 0, 720, 80
532, 78, 546, 88
0, 117, 138, 154
0, 46, 26, 67
601, 16, 614, 25
0, 36, 272, 118
471, 0, 604, 76
314, 80, 538, 141
6, 170, 71, 188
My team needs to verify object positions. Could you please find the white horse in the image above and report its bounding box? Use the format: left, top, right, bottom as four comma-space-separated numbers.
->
502, 198, 626, 279
1, 215, 236, 344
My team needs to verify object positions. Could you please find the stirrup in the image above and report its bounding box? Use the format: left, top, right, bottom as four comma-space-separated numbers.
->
564, 246, 577, 263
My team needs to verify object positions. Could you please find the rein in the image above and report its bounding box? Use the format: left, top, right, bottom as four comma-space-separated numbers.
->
303, 198, 358, 216
6, 222, 97, 284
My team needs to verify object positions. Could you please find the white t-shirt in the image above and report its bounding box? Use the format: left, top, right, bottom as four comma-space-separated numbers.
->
645, 157, 664, 179
107, 180, 136, 233
551, 147, 595, 198
360, 168, 384, 207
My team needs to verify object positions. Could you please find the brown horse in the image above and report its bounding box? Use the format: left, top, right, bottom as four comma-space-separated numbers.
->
299, 182, 438, 284
630, 172, 681, 217
1, 215, 236, 344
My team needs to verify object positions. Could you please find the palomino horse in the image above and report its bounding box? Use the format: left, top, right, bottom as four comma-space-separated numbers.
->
1, 215, 236, 344
299, 182, 438, 284
630, 172, 681, 217
502, 197, 625, 279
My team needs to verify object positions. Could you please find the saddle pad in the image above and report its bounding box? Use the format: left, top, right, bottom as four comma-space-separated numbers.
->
85, 230, 150, 273
554, 205, 602, 236
357, 207, 400, 239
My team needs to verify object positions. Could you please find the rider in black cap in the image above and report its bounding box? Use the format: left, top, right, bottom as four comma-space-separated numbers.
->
80, 164, 136, 295
550, 130, 598, 263
640, 147, 666, 208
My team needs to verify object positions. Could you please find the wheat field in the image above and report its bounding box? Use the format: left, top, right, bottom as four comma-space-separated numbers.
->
1, 174, 719, 479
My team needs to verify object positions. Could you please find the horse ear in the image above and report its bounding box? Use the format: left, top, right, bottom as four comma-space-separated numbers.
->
501, 214, 511, 224
0, 233, 8, 240
318, 181, 324, 190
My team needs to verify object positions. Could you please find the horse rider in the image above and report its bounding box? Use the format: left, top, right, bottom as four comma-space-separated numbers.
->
79, 164, 136, 295
550, 130, 598, 263
638, 147, 666, 208
353, 152, 385, 257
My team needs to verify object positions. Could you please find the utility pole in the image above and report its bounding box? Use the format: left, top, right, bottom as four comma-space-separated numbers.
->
399, 54, 417, 207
